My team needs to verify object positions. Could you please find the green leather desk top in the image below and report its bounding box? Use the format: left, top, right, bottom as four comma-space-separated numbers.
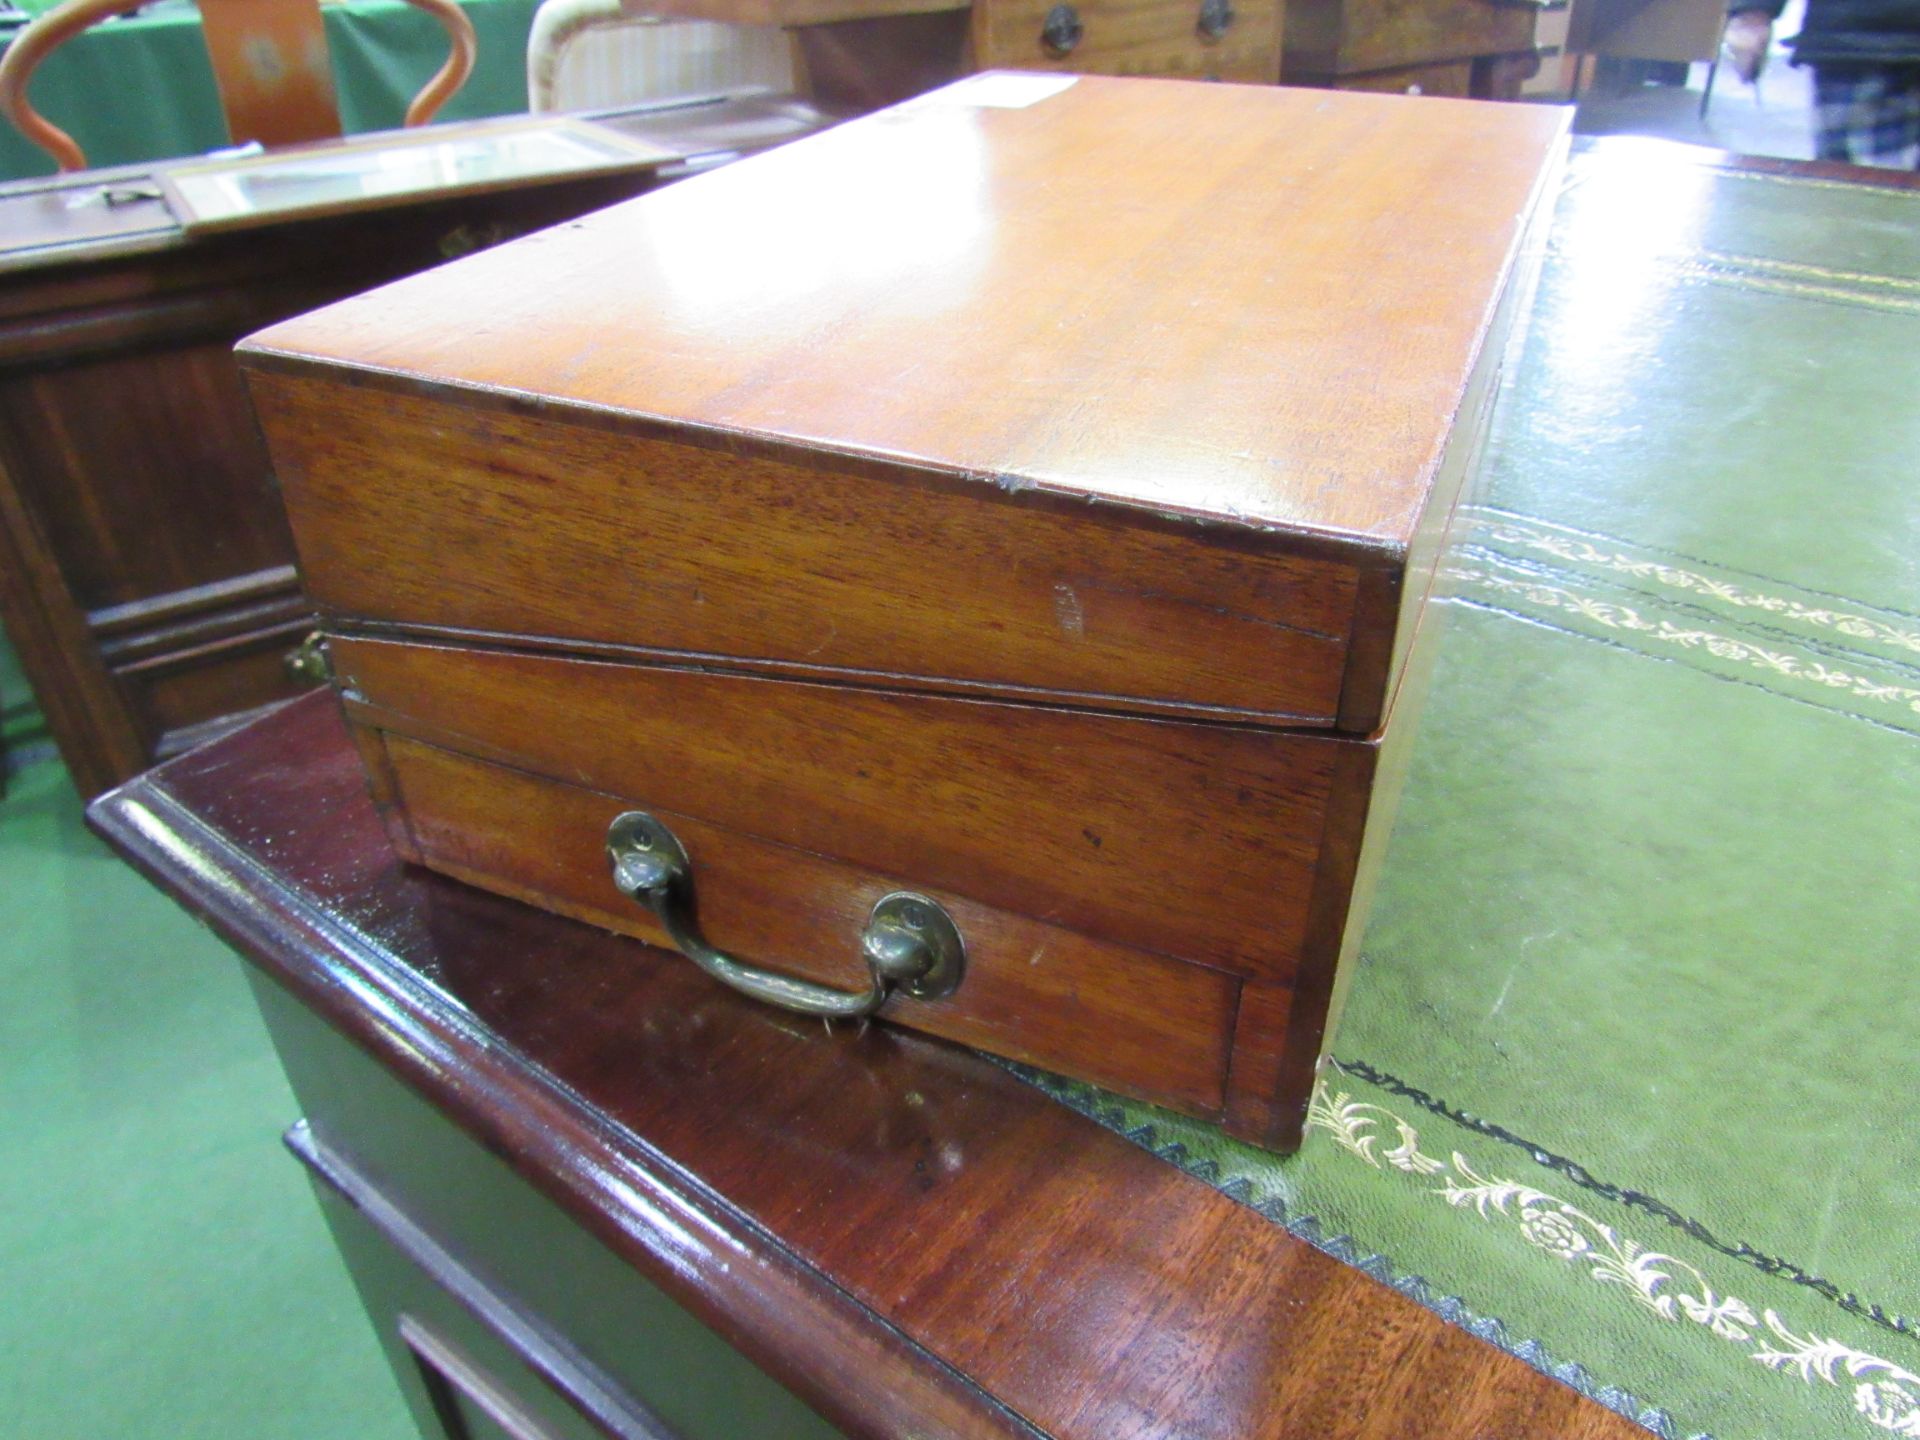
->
1030, 141, 1920, 1440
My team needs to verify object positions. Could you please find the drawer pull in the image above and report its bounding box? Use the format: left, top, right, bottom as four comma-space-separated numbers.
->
607, 810, 966, 1019
1040, 4, 1083, 55
1196, 0, 1234, 39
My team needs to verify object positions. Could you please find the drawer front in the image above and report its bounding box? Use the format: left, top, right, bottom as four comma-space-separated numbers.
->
973, 0, 1281, 79
372, 727, 1241, 1117
1317, 58, 1476, 96
331, 633, 1364, 987
1283, 0, 1536, 76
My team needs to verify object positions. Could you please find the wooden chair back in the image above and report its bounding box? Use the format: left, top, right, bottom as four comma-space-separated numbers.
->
0, 0, 478, 171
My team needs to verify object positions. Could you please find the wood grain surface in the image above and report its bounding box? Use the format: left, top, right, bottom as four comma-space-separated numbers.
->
240, 76, 1568, 556
250, 371, 1360, 727
240, 81, 1569, 1152
378, 728, 1241, 1113
88, 693, 1651, 1440
246, 78, 1567, 751
328, 625, 1400, 1147
329, 634, 1353, 983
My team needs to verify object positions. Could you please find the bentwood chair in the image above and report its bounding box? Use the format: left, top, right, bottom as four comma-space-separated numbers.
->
525, 0, 790, 113
0, 0, 478, 172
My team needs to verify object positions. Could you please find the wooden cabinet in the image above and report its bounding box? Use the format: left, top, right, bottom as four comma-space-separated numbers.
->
1, 214, 332, 795
1281, 0, 1541, 95
971, 0, 1281, 80
592, 0, 1277, 105
0, 95, 832, 797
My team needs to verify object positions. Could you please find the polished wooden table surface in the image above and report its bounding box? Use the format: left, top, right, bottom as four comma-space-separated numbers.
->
90, 692, 1646, 1440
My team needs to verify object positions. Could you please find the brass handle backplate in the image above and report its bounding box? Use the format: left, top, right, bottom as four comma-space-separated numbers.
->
606, 811, 966, 1020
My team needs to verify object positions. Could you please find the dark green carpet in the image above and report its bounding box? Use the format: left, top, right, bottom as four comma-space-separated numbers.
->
1, 622, 46, 763
0, 748, 413, 1440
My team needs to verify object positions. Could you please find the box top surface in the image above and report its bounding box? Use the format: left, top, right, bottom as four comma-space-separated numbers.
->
243, 74, 1568, 558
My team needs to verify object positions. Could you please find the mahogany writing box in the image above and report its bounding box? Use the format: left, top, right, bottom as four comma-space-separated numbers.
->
239, 74, 1569, 1151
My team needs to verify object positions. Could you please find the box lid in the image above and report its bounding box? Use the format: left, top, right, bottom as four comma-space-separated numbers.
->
242, 74, 1569, 733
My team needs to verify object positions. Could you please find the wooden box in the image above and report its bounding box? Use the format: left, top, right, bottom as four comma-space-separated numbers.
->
239, 75, 1568, 1152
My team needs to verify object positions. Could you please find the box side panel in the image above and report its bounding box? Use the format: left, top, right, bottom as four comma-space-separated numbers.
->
239, 80, 1571, 552
1226, 524, 1463, 1150
327, 634, 1352, 983
369, 727, 1240, 1117
1223, 739, 1377, 1150
250, 372, 1360, 728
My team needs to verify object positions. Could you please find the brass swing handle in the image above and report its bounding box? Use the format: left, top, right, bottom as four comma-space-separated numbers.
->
606, 811, 966, 1020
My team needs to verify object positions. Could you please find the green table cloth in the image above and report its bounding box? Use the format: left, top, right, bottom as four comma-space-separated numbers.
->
0, 0, 539, 181
1018, 144, 1920, 1440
